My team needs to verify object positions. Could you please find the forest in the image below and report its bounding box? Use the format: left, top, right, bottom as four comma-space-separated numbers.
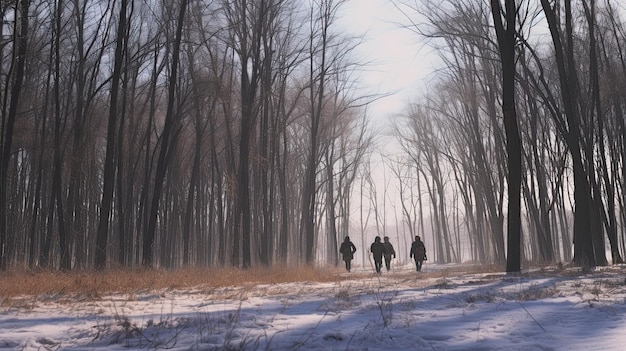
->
0, 0, 625, 271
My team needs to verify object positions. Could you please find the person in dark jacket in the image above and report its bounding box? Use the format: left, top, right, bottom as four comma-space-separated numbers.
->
339, 236, 357, 272
370, 236, 385, 273
383, 236, 396, 272
410, 236, 427, 272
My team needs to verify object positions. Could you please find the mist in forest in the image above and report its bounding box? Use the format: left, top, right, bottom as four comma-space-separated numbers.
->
0, 0, 624, 272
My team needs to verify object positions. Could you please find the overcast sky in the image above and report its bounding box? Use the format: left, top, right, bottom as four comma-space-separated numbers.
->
333, 0, 433, 226
338, 0, 434, 123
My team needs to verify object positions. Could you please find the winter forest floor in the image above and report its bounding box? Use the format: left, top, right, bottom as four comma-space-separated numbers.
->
1, 263, 626, 350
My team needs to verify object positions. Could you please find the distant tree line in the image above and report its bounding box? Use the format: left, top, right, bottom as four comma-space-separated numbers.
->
0, 0, 373, 270
3, 0, 625, 272
393, 0, 626, 269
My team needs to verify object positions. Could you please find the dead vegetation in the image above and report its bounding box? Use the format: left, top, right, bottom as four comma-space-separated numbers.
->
0, 265, 341, 301
2, 262, 619, 303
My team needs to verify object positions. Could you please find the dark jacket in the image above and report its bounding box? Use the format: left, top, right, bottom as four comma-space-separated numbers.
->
410, 240, 426, 261
370, 242, 385, 260
383, 242, 396, 258
339, 240, 357, 261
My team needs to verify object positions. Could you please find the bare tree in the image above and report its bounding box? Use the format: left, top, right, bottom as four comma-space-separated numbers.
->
96, 0, 130, 270
143, 0, 189, 267
395, 0, 509, 264
490, 0, 522, 272
222, 0, 275, 268
300, 0, 350, 265
540, 0, 601, 267
0, 0, 30, 269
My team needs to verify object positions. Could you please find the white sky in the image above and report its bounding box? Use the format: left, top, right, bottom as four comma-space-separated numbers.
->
338, 0, 435, 124
336, 1, 439, 233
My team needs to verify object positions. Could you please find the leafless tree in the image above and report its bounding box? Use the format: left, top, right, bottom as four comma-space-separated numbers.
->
96, 0, 130, 270
0, 0, 30, 269
142, 0, 189, 267
490, 0, 522, 272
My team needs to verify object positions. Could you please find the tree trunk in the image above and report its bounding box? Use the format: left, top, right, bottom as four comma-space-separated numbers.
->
143, 0, 188, 267
0, 0, 30, 269
490, 0, 522, 272
96, 0, 128, 269
541, 0, 597, 267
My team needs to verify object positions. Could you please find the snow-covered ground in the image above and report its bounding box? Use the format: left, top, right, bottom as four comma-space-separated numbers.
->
1, 263, 626, 350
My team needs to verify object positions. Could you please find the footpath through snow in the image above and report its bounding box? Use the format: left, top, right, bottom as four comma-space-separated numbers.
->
1, 263, 626, 350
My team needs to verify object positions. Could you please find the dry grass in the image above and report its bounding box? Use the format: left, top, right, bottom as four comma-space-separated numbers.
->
0, 265, 342, 300
1, 262, 567, 302
383, 263, 506, 283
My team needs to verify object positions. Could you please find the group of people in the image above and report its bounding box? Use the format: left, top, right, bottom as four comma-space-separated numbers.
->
339, 235, 427, 273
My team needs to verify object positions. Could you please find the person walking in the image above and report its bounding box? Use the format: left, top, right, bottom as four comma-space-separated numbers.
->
383, 236, 396, 272
410, 236, 427, 272
370, 236, 385, 273
339, 236, 357, 272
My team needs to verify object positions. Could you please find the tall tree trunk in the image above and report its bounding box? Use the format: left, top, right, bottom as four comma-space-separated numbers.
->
278, 121, 289, 263
325, 148, 338, 266
584, 1, 616, 265
143, 0, 188, 267
96, 0, 128, 269
301, 0, 332, 265
29, 62, 53, 268
137, 41, 162, 266
1, 0, 30, 269
237, 88, 254, 268
491, 0, 522, 272
541, 0, 596, 267
44, 0, 69, 270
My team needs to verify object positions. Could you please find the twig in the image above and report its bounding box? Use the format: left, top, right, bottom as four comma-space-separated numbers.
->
292, 311, 329, 350
343, 330, 357, 351
518, 301, 546, 332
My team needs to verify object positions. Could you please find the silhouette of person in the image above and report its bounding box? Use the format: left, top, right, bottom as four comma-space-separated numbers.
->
383, 236, 396, 272
370, 236, 385, 273
339, 236, 357, 272
410, 236, 427, 272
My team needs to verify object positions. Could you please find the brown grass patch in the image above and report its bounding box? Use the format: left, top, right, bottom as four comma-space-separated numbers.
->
0, 265, 342, 300
388, 263, 506, 282
2, 263, 569, 303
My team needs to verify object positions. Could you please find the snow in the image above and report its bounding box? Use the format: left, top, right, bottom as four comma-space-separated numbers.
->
2, 264, 626, 350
